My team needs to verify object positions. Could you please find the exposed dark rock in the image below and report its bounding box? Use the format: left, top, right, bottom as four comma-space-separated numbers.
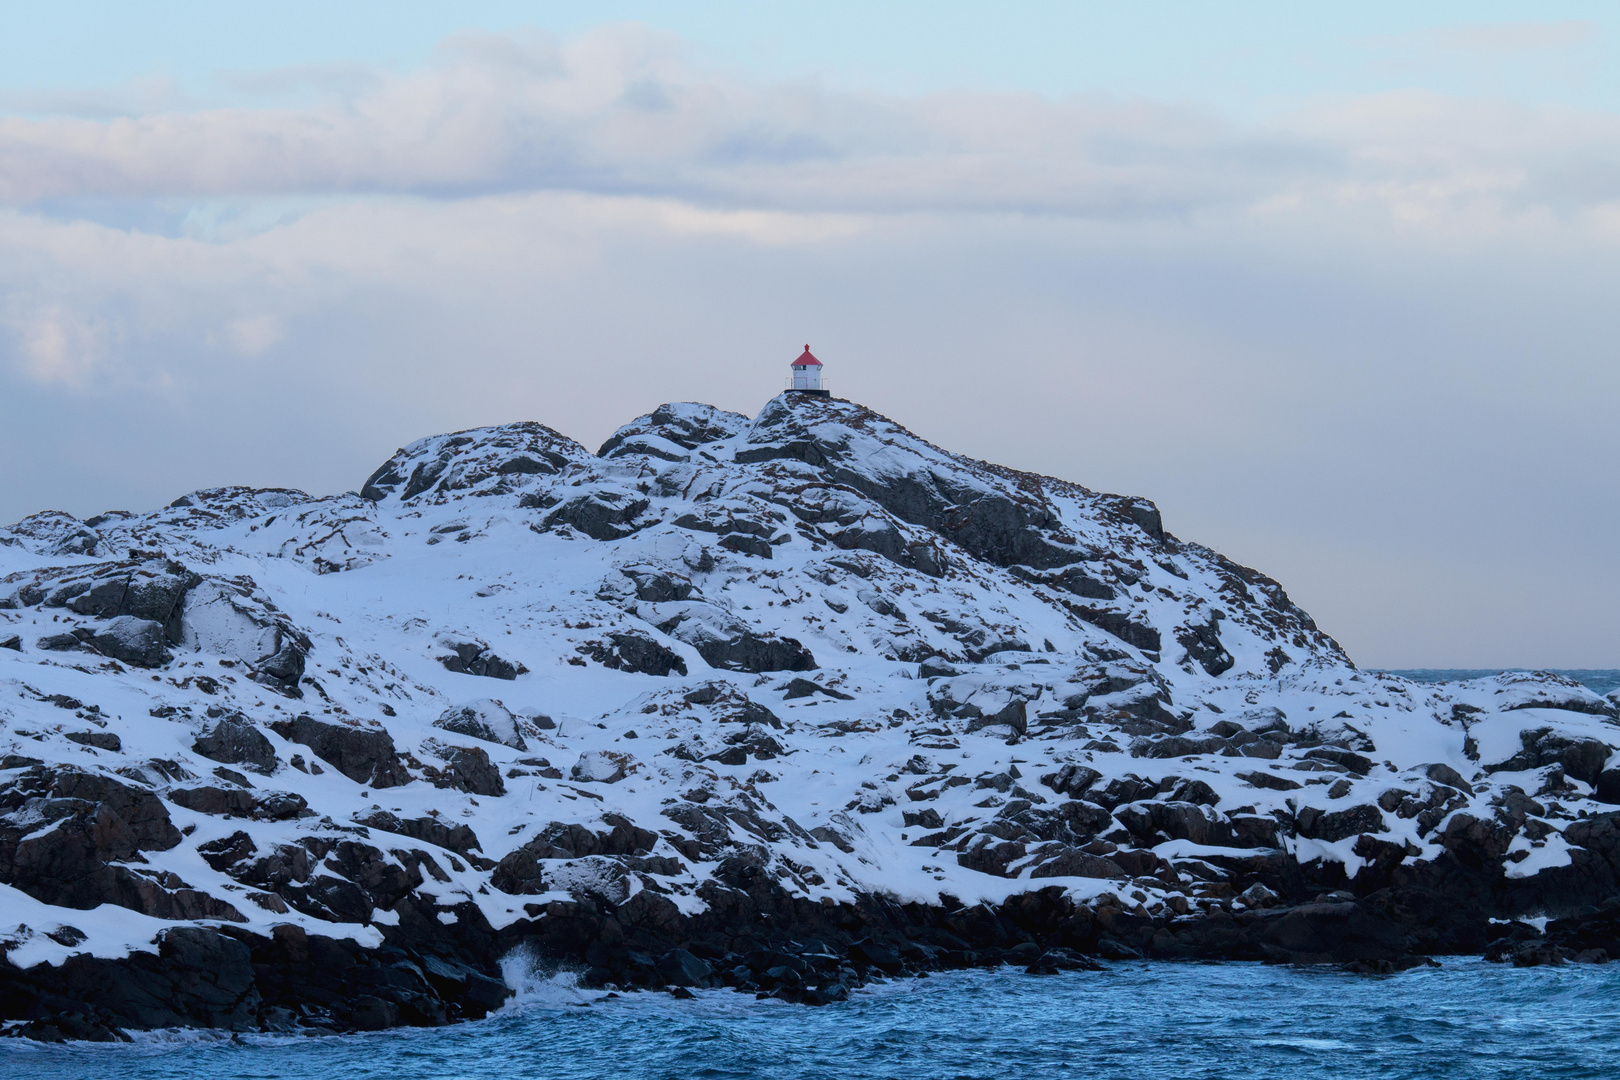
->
1424, 763, 1473, 793
1041, 764, 1101, 797
169, 786, 306, 821
1069, 607, 1162, 653
543, 493, 651, 541
1029, 849, 1126, 879
438, 639, 525, 681
268, 716, 410, 788
781, 677, 853, 701
192, 719, 279, 775
618, 566, 694, 603
1304, 748, 1374, 776
718, 533, 774, 559
491, 816, 659, 894
1238, 770, 1303, 792
1487, 728, 1612, 786
965, 698, 1028, 736
655, 948, 714, 988
355, 810, 482, 856
1295, 803, 1385, 843
0, 766, 252, 920
737, 397, 1092, 572
64, 731, 121, 751
424, 743, 506, 797
659, 613, 816, 674
84, 616, 171, 667
579, 631, 688, 677
1176, 615, 1233, 677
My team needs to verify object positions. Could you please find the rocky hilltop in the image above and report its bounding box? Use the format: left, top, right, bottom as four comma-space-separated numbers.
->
2, 394, 1619, 1040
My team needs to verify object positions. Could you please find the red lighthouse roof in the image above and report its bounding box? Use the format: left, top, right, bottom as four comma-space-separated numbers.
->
791, 344, 822, 367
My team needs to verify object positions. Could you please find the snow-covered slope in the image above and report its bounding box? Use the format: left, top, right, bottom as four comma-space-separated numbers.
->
2, 394, 1618, 1036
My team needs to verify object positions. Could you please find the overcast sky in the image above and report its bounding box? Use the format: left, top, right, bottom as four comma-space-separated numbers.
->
2, 2, 1617, 668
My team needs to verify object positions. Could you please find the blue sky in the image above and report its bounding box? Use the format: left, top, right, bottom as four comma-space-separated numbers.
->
5, 1, 1617, 114
1, 4, 1618, 666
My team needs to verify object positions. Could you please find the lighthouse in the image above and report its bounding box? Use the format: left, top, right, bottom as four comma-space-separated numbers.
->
789, 344, 828, 397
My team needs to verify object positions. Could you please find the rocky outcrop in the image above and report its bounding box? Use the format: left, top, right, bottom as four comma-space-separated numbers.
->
598, 403, 752, 460
268, 716, 410, 788
1, 395, 1614, 1040
192, 718, 280, 775
578, 631, 688, 677
360, 423, 585, 504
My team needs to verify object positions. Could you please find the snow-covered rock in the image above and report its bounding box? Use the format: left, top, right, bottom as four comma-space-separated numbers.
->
1, 392, 1618, 1037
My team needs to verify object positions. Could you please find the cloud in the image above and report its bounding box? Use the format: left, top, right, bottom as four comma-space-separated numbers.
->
0, 26, 1505, 221
224, 314, 283, 356
1, 25, 1619, 665
8, 306, 108, 386
0, 23, 1614, 238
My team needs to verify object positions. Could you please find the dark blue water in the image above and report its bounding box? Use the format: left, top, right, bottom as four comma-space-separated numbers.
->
6, 961, 1617, 1079
1378, 669, 1620, 696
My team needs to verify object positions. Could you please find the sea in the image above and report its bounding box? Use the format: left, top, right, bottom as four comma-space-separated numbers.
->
5, 961, 1618, 1079
6, 668, 1619, 1079
1378, 670, 1620, 696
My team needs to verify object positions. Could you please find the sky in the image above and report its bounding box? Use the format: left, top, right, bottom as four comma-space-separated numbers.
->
1, 2, 1618, 668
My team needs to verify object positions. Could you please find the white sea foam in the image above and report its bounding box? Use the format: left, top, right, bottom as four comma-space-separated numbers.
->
498, 944, 599, 1011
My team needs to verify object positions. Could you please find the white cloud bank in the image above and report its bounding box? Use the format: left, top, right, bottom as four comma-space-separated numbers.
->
1, 25, 1618, 667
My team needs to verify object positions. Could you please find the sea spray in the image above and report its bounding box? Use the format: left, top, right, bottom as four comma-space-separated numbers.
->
498, 944, 599, 1011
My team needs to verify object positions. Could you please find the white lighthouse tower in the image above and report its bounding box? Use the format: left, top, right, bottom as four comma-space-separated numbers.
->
789, 344, 827, 396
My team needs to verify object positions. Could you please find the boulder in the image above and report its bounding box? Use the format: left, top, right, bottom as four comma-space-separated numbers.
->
491, 815, 659, 894
192, 718, 279, 775
1250, 900, 1413, 966
1040, 764, 1101, 797
434, 700, 527, 750
573, 751, 632, 784
169, 786, 306, 820
651, 605, 817, 673
966, 698, 1028, 736
1237, 770, 1302, 792
655, 948, 714, 988
85, 616, 171, 667
438, 639, 525, 681
1424, 763, 1473, 793
269, 715, 410, 788
63, 731, 121, 751
425, 743, 506, 797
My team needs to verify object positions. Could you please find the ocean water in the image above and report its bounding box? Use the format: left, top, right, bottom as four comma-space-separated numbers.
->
1378, 669, 1620, 696
6, 960, 1617, 1080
